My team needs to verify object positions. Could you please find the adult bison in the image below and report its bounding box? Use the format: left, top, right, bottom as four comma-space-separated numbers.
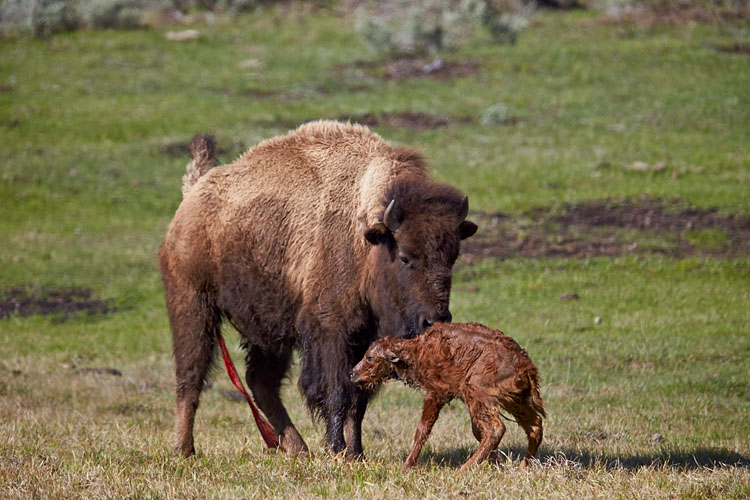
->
159, 121, 477, 458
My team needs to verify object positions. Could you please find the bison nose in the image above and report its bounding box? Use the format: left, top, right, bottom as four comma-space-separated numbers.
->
438, 310, 452, 323
420, 310, 452, 331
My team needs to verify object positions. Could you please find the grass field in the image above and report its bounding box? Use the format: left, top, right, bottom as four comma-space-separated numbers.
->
1, 4, 748, 498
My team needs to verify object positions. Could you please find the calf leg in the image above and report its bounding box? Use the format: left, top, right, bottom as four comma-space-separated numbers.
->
404, 394, 444, 469
244, 344, 309, 456
167, 284, 220, 457
519, 412, 544, 467
461, 402, 506, 471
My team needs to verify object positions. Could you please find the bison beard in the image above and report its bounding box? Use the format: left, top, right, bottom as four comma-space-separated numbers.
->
159, 121, 477, 458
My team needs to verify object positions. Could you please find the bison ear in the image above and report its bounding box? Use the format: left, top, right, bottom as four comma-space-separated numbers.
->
364, 222, 391, 246
384, 351, 400, 363
459, 220, 478, 240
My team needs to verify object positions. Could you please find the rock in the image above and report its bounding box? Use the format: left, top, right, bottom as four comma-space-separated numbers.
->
593, 316, 602, 324
165, 29, 200, 42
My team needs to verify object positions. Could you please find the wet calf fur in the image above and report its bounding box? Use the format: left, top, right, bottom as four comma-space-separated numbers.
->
351, 323, 545, 471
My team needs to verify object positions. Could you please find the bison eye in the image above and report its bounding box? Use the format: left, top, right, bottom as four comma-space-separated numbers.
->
365, 355, 373, 362
399, 255, 410, 266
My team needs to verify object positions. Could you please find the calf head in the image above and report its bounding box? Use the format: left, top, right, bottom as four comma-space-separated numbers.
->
363, 174, 477, 338
350, 337, 403, 388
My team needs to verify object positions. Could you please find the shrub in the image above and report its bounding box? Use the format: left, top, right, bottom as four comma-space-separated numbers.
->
354, 0, 533, 57
31, 0, 81, 38
83, 0, 145, 29
479, 102, 513, 125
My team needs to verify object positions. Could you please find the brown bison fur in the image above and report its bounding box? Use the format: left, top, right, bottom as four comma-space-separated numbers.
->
351, 323, 545, 471
159, 121, 478, 458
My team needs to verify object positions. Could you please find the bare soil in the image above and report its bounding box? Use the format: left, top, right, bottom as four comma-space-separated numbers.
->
0, 286, 118, 320
337, 112, 470, 131
462, 197, 750, 260
161, 139, 239, 159
592, 5, 750, 27
714, 41, 750, 54
352, 57, 481, 81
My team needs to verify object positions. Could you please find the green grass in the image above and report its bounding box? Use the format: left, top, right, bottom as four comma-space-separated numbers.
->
1, 4, 748, 498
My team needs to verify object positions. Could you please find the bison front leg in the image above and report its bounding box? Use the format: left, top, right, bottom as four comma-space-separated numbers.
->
323, 383, 350, 454
297, 312, 356, 455
344, 387, 371, 459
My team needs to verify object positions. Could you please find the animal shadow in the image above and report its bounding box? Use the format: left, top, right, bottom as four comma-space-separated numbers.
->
418, 445, 749, 471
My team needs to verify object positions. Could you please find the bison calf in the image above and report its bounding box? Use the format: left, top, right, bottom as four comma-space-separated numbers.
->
351, 323, 545, 471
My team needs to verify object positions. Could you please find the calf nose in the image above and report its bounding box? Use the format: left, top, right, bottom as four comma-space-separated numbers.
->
349, 369, 356, 381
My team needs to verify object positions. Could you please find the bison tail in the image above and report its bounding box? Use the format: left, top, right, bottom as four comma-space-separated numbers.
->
527, 369, 546, 419
182, 134, 217, 197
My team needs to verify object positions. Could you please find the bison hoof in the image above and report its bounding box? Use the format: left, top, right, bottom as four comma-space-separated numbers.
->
344, 449, 365, 462
279, 434, 310, 457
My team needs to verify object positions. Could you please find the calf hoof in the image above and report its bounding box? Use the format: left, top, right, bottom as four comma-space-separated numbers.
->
458, 463, 470, 472
176, 444, 196, 458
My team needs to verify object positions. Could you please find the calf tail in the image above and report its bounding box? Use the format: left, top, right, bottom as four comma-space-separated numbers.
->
182, 134, 217, 197
526, 367, 546, 419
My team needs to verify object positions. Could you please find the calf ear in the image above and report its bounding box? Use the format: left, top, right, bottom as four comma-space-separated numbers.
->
459, 220, 478, 240
364, 222, 390, 245
384, 351, 400, 363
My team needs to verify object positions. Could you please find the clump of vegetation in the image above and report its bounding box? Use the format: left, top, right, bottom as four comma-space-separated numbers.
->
479, 102, 513, 125
84, 0, 146, 29
582, 0, 749, 17
0, 0, 151, 37
354, 0, 532, 57
31, 0, 81, 38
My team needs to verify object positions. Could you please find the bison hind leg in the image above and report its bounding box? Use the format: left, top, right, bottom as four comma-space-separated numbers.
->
244, 343, 309, 456
166, 285, 221, 457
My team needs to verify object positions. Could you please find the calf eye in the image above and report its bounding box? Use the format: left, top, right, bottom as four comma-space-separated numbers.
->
399, 256, 409, 265
365, 356, 373, 362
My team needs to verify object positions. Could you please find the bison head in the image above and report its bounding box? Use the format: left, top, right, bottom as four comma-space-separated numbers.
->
363, 176, 477, 338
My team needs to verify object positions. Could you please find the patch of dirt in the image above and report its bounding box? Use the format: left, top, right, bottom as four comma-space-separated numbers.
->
352, 57, 480, 81
75, 367, 122, 376
591, 5, 750, 27
714, 41, 750, 54
161, 139, 238, 158
337, 112, 470, 131
462, 197, 750, 260
537, 0, 582, 9
0, 286, 118, 320
204, 87, 277, 99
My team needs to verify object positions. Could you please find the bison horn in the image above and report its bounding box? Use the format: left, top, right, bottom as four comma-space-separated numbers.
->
383, 199, 401, 231
458, 195, 469, 223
